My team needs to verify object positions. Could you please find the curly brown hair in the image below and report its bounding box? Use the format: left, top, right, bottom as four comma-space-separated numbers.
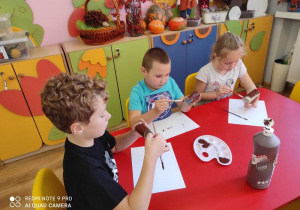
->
40, 73, 109, 134
142, 47, 170, 72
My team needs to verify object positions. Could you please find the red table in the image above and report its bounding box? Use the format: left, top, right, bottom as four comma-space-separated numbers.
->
112, 88, 300, 209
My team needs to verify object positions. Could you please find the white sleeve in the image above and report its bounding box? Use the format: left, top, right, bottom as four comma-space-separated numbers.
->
195, 68, 209, 84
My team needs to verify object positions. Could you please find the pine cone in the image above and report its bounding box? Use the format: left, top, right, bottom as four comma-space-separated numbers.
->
84, 10, 109, 28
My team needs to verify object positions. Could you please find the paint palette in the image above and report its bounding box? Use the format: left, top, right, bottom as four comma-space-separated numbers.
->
193, 135, 232, 165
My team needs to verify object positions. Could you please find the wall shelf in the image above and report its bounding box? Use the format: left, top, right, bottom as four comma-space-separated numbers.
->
275, 11, 300, 20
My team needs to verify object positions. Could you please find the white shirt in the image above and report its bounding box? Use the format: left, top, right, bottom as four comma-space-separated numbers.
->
195, 59, 247, 103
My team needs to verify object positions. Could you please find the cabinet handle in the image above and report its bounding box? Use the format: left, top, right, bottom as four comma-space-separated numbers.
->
0, 72, 8, 90
182, 40, 187, 45
188, 34, 194, 43
9, 75, 14, 80
114, 48, 120, 58
107, 56, 112, 60
245, 23, 255, 32
18, 73, 24, 78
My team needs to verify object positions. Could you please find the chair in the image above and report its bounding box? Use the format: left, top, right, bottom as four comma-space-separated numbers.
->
125, 97, 130, 127
185, 72, 197, 96
289, 81, 300, 103
32, 168, 67, 210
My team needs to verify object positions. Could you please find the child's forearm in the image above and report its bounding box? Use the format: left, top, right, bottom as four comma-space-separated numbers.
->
131, 109, 161, 126
113, 130, 139, 153
127, 154, 156, 210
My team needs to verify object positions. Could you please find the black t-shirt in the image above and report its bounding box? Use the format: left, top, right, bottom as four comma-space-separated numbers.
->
63, 131, 127, 210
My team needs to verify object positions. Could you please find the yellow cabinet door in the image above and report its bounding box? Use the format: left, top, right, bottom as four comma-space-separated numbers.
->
0, 64, 42, 160
243, 16, 273, 85
12, 55, 67, 145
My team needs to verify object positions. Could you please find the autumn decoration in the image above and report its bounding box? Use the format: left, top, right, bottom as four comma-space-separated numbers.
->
149, 20, 165, 34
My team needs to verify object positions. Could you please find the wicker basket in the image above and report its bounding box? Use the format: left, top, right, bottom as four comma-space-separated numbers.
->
79, 0, 125, 45
240, 10, 255, 19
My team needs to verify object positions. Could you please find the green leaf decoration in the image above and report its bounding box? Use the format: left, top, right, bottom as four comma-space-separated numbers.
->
73, 0, 86, 8
48, 126, 66, 141
241, 20, 248, 42
250, 31, 265, 51
225, 20, 242, 36
88, 0, 111, 16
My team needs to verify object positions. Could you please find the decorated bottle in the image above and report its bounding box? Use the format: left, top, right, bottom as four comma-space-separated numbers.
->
246, 118, 280, 189
125, 0, 144, 37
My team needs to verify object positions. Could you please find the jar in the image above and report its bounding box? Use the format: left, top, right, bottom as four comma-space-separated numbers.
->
125, 0, 144, 37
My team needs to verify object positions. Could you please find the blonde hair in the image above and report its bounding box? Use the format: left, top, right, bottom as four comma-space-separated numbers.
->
40, 73, 109, 134
142, 47, 170, 72
210, 32, 245, 61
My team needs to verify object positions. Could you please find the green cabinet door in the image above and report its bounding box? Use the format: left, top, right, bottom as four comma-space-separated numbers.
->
112, 38, 149, 120
68, 46, 122, 128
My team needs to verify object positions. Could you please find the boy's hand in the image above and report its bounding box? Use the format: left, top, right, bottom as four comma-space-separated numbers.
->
154, 96, 170, 114
216, 85, 231, 97
145, 133, 169, 160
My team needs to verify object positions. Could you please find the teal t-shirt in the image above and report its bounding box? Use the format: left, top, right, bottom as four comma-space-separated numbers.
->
129, 77, 183, 121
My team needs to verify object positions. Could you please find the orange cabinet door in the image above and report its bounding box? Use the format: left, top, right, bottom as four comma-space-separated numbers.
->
12, 55, 67, 145
0, 64, 42, 160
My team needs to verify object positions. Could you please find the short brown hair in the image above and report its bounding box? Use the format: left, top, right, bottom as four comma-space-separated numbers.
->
142, 47, 170, 72
211, 32, 245, 60
40, 73, 109, 134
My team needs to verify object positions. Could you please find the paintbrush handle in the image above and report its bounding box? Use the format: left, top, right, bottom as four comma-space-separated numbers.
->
231, 90, 243, 98
223, 109, 248, 120
153, 123, 165, 170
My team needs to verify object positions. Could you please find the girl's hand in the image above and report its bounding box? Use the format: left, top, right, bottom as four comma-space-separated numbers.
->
216, 85, 231, 97
154, 96, 169, 114
244, 94, 259, 108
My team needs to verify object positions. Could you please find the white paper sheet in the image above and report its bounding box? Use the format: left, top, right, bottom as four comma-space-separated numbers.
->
228, 99, 268, 127
148, 112, 199, 139
131, 142, 186, 193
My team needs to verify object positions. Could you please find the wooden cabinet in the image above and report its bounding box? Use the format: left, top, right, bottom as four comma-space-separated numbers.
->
0, 64, 42, 160
0, 45, 68, 160
12, 54, 67, 145
149, 26, 217, 93
63, 36, 149, 125
220, 15, 274, 86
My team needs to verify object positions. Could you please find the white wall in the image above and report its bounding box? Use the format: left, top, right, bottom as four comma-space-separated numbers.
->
264, 0, 300, 84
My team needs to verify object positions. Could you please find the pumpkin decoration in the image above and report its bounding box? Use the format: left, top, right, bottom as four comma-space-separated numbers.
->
145, 5, 168, 27
141, 20, 147, 30
157, 3, 173, 26
168, 17, 187, 31
149, 20, 165, 34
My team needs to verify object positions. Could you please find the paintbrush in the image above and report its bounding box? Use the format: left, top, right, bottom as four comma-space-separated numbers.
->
230, 90, 243, 98
150, 99, 184, 102
153, 123, 165, 170
223, 109, 248, 120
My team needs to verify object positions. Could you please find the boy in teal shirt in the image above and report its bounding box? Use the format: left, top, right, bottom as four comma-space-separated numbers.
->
129, 47, 200, 127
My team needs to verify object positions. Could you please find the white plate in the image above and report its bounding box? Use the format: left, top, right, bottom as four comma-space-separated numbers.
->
247, 0, 268, 17
228, 6, 241, 21
193, 135, 232, 165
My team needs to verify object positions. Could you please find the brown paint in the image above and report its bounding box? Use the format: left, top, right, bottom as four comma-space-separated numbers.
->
135, 122, 152, 138
218, 157, 230, 164
198, 139, 210, 148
